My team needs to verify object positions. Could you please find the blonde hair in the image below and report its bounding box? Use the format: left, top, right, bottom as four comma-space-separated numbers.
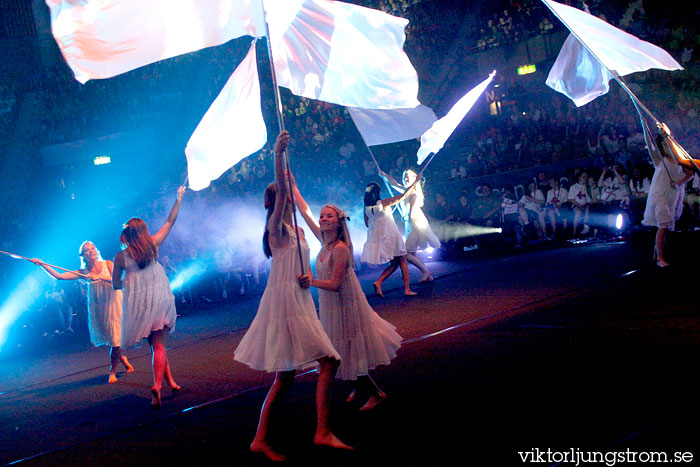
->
322, 204, 354, 267
78, 241, 103, 269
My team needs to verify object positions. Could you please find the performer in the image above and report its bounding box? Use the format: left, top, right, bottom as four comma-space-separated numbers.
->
642, 127, 693, 267
292, 179, 402, 411
234, 131, 351, 462
112, 185, 186, 408
31, 241, 134, 383
381, 169, 439, 282
361, 178, 420, 297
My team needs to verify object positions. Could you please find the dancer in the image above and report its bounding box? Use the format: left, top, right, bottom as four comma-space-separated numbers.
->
381, 169, 439, 282
292, 179, 402, 411
642, 126, 693, 267
112, 185, 186, 408
31, 241, 134, 383
361, 176, 421, 297
234, 131, 351, 462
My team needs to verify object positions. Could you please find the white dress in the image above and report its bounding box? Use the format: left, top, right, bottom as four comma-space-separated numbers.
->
120, 253, 177, 348
316, 247, 401, 380
642, 160, 686, 229
235, 225, 340, 372
361, 201, 407, 264
86, 261, 123, 347
404, 193, 440, 252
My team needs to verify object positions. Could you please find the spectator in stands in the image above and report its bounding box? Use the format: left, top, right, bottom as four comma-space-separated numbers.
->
545, 174, 569, 240
518, 180, 547, 240
470, 183, 501, 227
568, 171, 592, 236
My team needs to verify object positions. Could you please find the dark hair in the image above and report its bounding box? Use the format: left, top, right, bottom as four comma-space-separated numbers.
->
364, 182, 381, 206
262, 183, 276, 258
120, 218, 158, 269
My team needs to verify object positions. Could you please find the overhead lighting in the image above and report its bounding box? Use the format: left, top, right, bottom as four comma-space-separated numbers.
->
94, 155, 111, 165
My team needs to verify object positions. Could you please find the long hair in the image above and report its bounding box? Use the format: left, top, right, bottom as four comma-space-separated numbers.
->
262, 183, 276, 258
78, 241, 103, 269
120, 218, 158, 269
322, 204, 354, 267
364, 182, 381, 206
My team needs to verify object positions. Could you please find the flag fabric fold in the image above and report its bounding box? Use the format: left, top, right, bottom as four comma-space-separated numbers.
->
416, 73, 495, 164
348, 105, 437, 147
543, 0, 682, 106
46, 0, 267, 83
185, 42, 267, 191
264, 0, 420, 109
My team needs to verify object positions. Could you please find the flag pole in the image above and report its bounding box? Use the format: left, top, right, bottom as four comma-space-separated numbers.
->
262, 34, 305, 274
0, 250, 91, 279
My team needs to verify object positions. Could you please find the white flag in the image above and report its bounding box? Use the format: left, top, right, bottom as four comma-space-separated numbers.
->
416, 73, 495, 165
348, 105, 437, 147
46, 0, 266, 83
264, 0, 419, 109
543, 0, 682, 106
185, 43, 267, 191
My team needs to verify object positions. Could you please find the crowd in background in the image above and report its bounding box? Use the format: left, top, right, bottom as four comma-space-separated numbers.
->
1, 0, 700, 348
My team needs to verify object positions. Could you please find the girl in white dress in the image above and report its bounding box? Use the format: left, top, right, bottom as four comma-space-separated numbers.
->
642, 126, 693, 267
381, 169, 438, 282
112, 185, 186, 408
361, 179, 420, 297
31, 241, 134, 383
293, 179, 403, 410
234, 131, 351, 462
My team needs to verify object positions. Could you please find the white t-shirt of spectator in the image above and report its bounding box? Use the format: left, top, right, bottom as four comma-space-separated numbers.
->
546, 187, 568, 207
519, 189, 545, 213
502, 196, 519, 215
629, 177, 650, 197
568, 182, 591, 206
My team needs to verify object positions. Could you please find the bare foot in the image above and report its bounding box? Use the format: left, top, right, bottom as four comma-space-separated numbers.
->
250, 440, 286, 462
108, 373, 118, 384
345, 390, 356, 403
122, 357, 134, 373
373, 282, 384, 298
656, 258, 670, 267
170, 383, 181, 395
418, 272, 433, 283
360, 391, 386, 411
404, 290, 418, 296
314, 432, 354, 451
150, 388, 161, 409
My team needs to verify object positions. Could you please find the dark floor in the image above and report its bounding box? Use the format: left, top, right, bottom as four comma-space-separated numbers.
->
1, 230, 698, 466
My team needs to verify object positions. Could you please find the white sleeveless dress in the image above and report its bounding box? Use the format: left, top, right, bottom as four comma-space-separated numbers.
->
642, 160, 686, 229
120, 253, 177, 348
316, 248, 401, 380
235, 225, 340, 372
86, 261, 123, 347
361, 201, 407, 264
404, 193, 441, 252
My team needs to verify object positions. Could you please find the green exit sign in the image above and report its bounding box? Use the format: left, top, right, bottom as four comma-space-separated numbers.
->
517, 64, 536, 75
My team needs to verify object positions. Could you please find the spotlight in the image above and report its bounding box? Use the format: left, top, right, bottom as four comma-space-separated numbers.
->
615, 213, 624, 230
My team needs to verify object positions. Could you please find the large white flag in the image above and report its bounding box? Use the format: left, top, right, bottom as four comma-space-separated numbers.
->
264, 0, 420, 109
416, 72, 495, 165
543, 0, 682, 106
185, 43, 267, 191
348, 105, 437, 147
46, 0, 266, 83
